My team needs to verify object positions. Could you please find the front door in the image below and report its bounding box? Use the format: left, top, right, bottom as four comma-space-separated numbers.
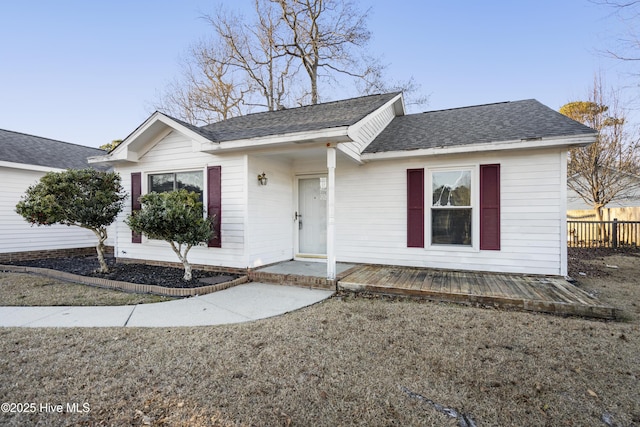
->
297, 176, 327, 257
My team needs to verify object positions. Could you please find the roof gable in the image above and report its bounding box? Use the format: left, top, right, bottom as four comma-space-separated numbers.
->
90, 111, 216, 164
91, 92, 404, 164
0, 129, 107, 170
364, 99, 597, 154
200, 92, 402, 142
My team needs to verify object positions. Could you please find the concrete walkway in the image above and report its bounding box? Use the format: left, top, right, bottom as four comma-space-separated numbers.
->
0, 282, 334, 328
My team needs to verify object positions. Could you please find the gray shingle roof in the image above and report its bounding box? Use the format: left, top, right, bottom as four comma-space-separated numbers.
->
162, 114, 219, 142
199, 92, 401, 142
364, 99, 597, 154
0, 129, 107, 169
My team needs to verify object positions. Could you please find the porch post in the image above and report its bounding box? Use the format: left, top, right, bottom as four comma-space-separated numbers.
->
327, 145, 337, 280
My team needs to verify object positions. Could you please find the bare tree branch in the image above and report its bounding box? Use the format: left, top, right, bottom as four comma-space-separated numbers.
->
154, 0, 429, 119
594, 1, 640, 61
271, 0, 373, 104
561, 74, 640, 222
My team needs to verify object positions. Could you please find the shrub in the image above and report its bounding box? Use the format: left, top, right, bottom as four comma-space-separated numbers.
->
125, 190, 214, 280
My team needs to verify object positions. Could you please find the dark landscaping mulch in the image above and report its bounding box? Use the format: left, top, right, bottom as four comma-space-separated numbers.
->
7, 256, 240, 289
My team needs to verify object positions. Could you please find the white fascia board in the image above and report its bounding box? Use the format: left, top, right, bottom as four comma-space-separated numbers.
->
89, 112, 212, 165
0, 161, 65, 173
336, 144, 364, 164
198, 127, 350, 153
346, 93, 404, 143
88, 150, 139, 164
88, 112, 164, 165
155, 115, 212, 145
360, 134, 597, 162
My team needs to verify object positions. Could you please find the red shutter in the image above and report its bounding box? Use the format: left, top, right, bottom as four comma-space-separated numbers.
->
480, 164, 500, 250
207, 166, 222, 248
131, 172, 142, 243
407, 168, 424, 248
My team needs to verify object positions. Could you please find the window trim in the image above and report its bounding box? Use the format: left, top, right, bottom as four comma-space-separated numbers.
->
148, 170, 204, 201
139, 168, 207, 246
426, 165, 479, 252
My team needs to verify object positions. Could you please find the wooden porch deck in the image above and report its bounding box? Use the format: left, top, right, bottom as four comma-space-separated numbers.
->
338, 265, 619, 319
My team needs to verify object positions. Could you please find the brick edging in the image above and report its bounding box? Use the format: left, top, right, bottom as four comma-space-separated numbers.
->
0, 247, 114, 264
247, 264, 360, 290
0, 264, 249, 297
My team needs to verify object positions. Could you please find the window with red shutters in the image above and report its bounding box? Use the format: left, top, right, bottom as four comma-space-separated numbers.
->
407, 168, 425, 248
131, 172, 142, 243
480, 164, 500, 250
207, 166, 222, 248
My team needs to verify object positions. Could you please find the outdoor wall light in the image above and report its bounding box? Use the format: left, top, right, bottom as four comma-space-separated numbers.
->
257, 172, 268, 186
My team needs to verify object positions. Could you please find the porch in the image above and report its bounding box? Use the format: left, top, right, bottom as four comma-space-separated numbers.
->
252, 261, 619, 319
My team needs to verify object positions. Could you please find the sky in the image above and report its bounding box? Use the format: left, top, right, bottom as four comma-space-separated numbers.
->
0, 0, 637, 148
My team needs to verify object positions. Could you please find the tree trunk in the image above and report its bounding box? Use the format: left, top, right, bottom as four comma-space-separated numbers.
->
92, 228, 109, 273
182, 261, 193, 281
310, 76, 318, 104
594, 203, 605, 242
594, 205, 604, 222
169, 242, 194, 281
310, 63, 318, 104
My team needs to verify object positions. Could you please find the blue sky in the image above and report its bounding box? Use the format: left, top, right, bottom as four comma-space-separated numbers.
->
0, 0, 635, 148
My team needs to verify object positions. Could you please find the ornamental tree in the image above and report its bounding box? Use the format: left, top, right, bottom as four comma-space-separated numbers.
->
125, 190, 214, 281
559, 76, 640, 223
15, 169, 126, 273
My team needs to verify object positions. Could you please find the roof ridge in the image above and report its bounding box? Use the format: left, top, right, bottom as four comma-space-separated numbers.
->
0, 128, 104, 151
420, 99, 537, 115
200, 91, 402, 129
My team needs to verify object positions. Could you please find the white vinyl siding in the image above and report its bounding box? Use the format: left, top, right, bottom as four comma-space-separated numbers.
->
246, 155, 294, 267
335, 149, 566, 275
0, 166, 103, 253
109, 125, 568, 276
113, 130, 248, 268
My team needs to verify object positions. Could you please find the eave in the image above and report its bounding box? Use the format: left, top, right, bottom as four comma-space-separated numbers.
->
88, 112, 213, 165
0, 160, 65, 173
197, 126, 352, 154
360, 133, 597, 162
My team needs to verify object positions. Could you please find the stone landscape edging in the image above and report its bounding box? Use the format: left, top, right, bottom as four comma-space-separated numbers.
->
0, 264, 249, 297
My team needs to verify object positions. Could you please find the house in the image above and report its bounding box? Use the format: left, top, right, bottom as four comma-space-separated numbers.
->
89, 92, 597, 278
0, 129, 109, 262
568, 171, 640, 213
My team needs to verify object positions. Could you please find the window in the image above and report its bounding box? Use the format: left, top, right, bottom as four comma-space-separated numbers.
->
431, 170, 472, 245
149, 171, 204, 202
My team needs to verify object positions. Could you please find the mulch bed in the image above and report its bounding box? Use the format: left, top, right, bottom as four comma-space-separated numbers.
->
7, 256, 240, 289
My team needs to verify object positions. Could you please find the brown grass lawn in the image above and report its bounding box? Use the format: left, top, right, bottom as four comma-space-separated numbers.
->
0, 272, 175, 306
1, 250, 639, 426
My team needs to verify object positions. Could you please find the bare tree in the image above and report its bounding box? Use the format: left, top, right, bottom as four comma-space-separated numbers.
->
272, 0, 380, 104
204, 0, 297, 111
155, 43, 246, 125
560, 75, 640, 222
155, 0, 427, 120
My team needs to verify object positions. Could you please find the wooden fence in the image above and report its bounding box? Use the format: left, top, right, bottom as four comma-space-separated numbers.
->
567, 219, 640, 248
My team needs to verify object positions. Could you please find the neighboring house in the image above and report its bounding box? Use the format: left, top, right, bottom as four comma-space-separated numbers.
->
567, 173, 640, 211
0, 129, 108, 260
90, 92, 596, 278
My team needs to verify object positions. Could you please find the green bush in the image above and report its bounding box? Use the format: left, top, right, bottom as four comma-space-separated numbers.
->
16, 169, 126, 273
126, 190, 214, 281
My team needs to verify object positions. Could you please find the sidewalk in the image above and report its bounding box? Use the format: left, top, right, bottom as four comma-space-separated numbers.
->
0, 282, 334, 328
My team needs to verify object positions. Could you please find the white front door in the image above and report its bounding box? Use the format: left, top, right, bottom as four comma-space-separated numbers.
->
297, 176, 327, 257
